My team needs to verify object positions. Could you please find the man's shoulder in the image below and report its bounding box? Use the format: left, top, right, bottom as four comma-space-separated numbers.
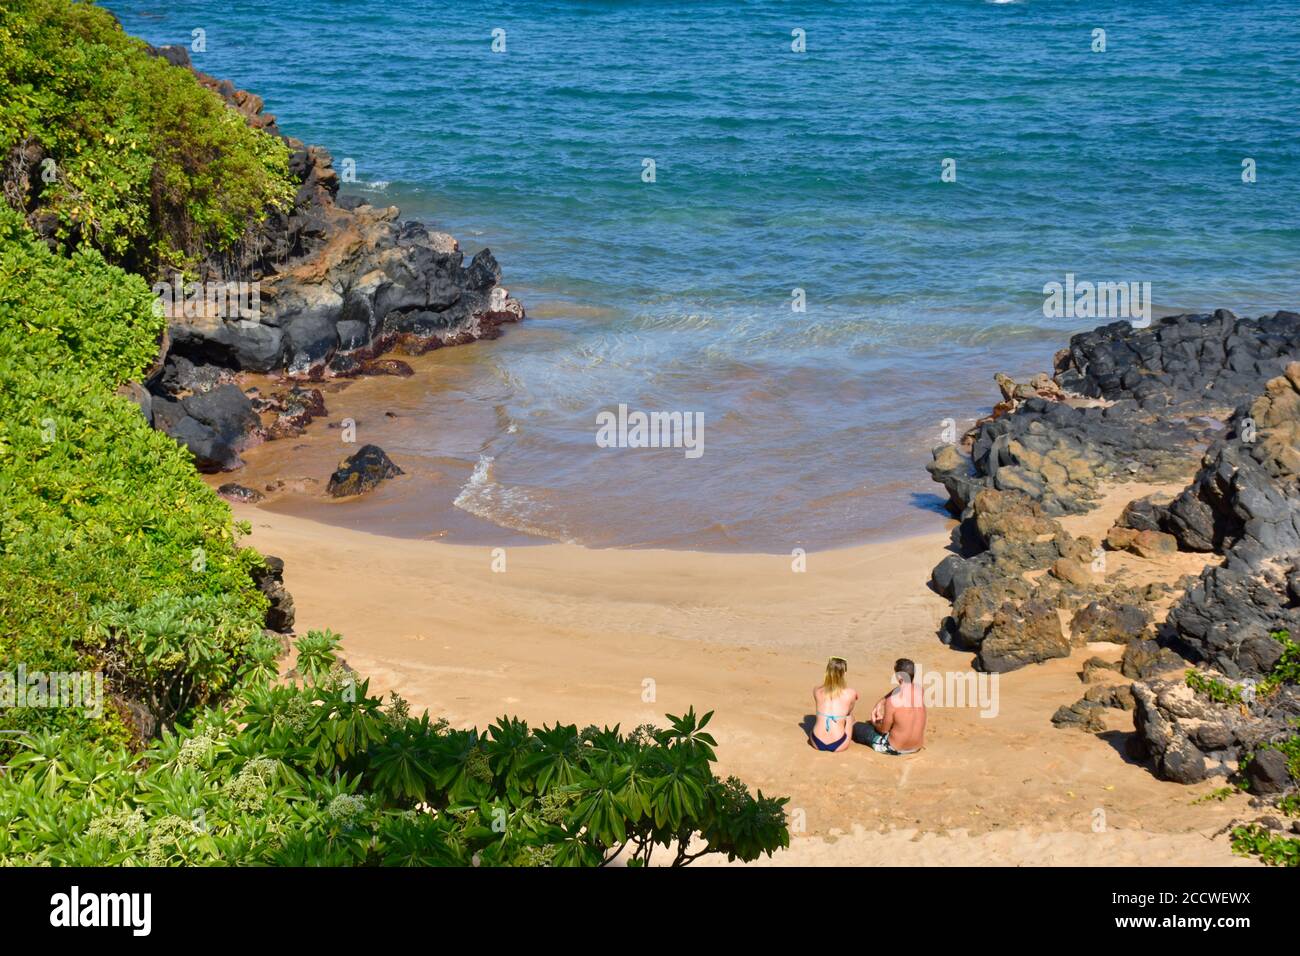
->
889, 686, 925, 707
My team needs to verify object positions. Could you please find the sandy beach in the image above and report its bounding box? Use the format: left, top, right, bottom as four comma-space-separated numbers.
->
230, 485, 1258, 867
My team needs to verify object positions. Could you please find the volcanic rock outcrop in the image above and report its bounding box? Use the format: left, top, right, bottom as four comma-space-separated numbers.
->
929, 312, 1300, 809
251, 555, 296, 634
1124, 364, 1300, 788
928, 313, 1300, 675
138, 45, 524, 472
1131, 672, 1300, 787
1054, 310, 1300, 410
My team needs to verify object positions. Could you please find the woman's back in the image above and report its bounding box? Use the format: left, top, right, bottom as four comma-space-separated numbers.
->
812, 684, 857, 744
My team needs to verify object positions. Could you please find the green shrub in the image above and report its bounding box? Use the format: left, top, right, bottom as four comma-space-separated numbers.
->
1185, 669, 1242, 704
1260, 630, 1300, 696
89, 592, 263, 733
0, 644, 791, 866
1255, 736, 1300, 782
0, 203, 267, 755
293, 629, 344, 687
1230, 824, 1299, 867
1185, 631, 1297, 707
1229, 632, 1300, 866
0, 0, 294, 275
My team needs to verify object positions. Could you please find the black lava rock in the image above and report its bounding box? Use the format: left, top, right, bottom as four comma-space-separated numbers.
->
217, 482, 265, 503
326, 444, 404, 498
250, 555, 295, 633
1245, 747, 1293, 795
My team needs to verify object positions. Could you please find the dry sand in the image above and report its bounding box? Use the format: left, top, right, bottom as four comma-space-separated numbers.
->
230, 486, 1257, 867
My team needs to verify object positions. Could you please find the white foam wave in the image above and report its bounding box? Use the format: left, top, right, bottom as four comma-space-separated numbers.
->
452, 455, 574, 542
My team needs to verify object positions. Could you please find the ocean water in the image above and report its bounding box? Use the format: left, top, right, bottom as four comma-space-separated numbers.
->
111, 0, 1300, 550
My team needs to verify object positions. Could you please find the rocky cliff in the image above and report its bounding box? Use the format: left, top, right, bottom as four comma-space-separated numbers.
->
133, 46, 524, 472
928, 311, 1300, 674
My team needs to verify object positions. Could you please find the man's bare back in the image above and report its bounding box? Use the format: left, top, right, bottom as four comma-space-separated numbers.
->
880, 682, 926, 752
853, 658, 926, 754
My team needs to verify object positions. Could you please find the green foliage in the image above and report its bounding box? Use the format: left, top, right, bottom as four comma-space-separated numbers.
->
1223, 633, 1300, 865
0, 0, 294, 275
1184, 669, 1242, 704
1234, 733, 1300, 866
0, 203, 266, 755
293, 629, 344, 687
1185, 631, 1297, 710
1260, 630, 1300, 696
1256, 736, 1300, 782
89, 592, 262, 732
0, 667, 791, 866
1230, 824, 1299, 867
1191, 784, 1243, 804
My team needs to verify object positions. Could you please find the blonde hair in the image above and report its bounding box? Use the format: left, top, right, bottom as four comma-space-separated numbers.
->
822, 657, 847, 694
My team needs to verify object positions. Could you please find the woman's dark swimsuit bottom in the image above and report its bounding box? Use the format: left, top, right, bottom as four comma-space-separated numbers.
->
811, 733, 847, 751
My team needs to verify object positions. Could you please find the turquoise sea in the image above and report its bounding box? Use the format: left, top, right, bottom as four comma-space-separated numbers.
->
110, 0, 1300, 550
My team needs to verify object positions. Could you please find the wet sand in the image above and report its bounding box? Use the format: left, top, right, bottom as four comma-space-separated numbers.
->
218, 323, 1039, 552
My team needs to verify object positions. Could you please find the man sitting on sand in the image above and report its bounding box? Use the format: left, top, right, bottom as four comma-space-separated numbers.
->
852, 658, 925, 755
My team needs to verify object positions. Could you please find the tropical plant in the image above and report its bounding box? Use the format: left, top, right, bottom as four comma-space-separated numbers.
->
1230, 824, 1299, 868
89, 592, 262, 732
293, 629, 344, 687
0, 651, 791, 866
1184, 669, 1242, 705
0, 0, 295, 275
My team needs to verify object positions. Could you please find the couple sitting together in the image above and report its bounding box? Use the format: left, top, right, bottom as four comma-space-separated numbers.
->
809, 656, 925, 755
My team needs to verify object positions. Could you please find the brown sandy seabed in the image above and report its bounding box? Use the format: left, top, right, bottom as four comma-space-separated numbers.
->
218, 472, 1269, 867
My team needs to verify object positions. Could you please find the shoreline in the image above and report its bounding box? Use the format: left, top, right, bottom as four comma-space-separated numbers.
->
207, 335, 966, 555
236, 493, 955, 557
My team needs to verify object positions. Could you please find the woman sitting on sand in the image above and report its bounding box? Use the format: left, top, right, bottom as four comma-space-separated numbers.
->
809, 657, 858, 753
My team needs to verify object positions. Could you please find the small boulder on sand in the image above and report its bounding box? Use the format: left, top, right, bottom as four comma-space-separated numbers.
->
1106, 526, 1179, 559
327, 444, 404, 498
